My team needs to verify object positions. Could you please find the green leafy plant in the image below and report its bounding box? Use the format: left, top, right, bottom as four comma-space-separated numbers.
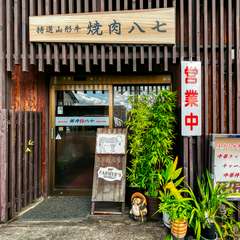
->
188, 171, 237, 240
161, 156, 185, 199
217, 203, 240, 239
126, 90, 177, 197
159, 186, 193, 222
159, 195, 192, 221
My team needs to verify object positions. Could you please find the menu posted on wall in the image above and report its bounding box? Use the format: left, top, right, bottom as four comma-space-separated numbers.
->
211, 134, 240, 200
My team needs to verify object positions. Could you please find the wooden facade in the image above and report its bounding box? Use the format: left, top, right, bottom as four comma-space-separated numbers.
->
0, 110, 42, 222
0, 0, 240, 221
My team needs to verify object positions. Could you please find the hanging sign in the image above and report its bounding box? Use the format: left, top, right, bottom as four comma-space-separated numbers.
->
96, 133, 126, 154
181, 61, 202, 136
98, 167, 123, 182
29, 8, 175, 44
211, 134, 240, 200
55, 116, 109, 126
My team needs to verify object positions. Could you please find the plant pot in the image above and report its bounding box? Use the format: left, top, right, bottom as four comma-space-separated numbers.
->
171, 219, 188, 239
201, 224, 217, 240
163, 212, 171, 228
146, 196, 161, 221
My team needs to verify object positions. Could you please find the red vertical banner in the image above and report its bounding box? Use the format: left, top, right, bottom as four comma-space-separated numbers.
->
181, 61, 202, 136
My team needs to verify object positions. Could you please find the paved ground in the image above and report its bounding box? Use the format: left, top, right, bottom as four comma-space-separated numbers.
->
0, 197, 169, 240
0, 216, 168, 240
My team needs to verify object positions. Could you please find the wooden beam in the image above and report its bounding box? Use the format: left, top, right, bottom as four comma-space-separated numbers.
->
0, 109, 8, 222
220, 0, 225, 133
22, 0, 28, 71
212, 0, 217, 133
61, 0, 67, 65
30, 0, 36, 65
6, 0, 13, 71
0, 0, 6, 108
236, 0, 240, 133
69, 0, 75, 72
37, 1, 44, 72
45, 0, 52, 65
53, 0, 60, 72
228, 0, 233, 133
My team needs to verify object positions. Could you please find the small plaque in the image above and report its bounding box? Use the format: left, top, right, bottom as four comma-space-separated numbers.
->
98, 167, 123, 182
96, 133, 126, 154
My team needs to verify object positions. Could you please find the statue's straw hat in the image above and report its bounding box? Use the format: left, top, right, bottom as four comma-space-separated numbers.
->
131, 192, 147, 205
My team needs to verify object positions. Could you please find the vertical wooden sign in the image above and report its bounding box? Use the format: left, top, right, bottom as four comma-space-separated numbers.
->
91, 128, 127, 215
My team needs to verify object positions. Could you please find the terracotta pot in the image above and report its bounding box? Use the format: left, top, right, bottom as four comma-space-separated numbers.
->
171, 219, 188, 239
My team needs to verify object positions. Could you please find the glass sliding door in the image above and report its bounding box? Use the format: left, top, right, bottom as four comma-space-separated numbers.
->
54, 90, 109, 192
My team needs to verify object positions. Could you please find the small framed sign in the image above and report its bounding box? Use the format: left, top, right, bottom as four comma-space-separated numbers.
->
96, 133, 126, 154
210, 134, 240, 200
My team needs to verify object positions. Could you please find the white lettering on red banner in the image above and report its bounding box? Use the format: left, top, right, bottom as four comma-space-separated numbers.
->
181, 61, 202, 136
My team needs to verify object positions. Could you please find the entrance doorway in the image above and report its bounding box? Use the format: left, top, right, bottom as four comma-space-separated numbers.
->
49, 75, 171, 195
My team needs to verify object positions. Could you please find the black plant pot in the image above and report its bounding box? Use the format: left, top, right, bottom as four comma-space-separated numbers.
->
201, 224, 217, 240
146, 196, 161, 221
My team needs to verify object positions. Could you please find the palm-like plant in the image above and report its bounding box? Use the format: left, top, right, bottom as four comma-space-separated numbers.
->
188, 171, 237, 240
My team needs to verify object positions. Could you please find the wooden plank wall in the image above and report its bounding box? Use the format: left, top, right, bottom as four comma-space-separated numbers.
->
0, 0, 239, 187
11, 65, 49, 197
0, 110, 42, 222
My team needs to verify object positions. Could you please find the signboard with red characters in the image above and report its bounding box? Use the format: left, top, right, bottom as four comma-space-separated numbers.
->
211, 134, 240, 200
181, 61, 202, 136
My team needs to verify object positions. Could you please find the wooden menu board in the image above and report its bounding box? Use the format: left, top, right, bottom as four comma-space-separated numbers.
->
91, 128, 127, 215
210, 134, 240, 200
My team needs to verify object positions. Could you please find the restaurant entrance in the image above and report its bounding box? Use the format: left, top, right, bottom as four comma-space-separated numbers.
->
49, 75, 171, 195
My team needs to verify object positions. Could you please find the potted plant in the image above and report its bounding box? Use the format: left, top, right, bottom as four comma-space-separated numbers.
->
188, 171, 238, 240
159, 188, 193, 239
220, 206, 240, 240
126, 90, 177, 219
159, 156, 185, 226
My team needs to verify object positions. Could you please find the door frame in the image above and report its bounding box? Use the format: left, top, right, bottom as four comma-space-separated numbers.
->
49, 75, 171, 195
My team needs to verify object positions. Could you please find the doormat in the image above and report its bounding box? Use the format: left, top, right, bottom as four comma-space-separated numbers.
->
17, 196, 91, 222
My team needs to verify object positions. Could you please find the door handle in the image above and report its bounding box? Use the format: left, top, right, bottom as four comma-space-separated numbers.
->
51, 128, 55, 140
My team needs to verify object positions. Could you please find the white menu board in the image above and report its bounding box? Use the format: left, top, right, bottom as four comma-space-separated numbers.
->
211, 134, 240, 198
96, 133, 126, 154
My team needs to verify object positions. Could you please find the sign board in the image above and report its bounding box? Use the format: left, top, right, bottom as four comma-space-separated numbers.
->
211, 134, 240, 200
98, 167, 123, 182
55, 116, 109, 126
29, 8, 175, 44
181, 61, 202, 136
91, 128, 127, 215
96, 134, 126, 154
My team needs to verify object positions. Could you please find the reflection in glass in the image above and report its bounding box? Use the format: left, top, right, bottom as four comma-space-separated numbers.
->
113, 85, 170, 127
